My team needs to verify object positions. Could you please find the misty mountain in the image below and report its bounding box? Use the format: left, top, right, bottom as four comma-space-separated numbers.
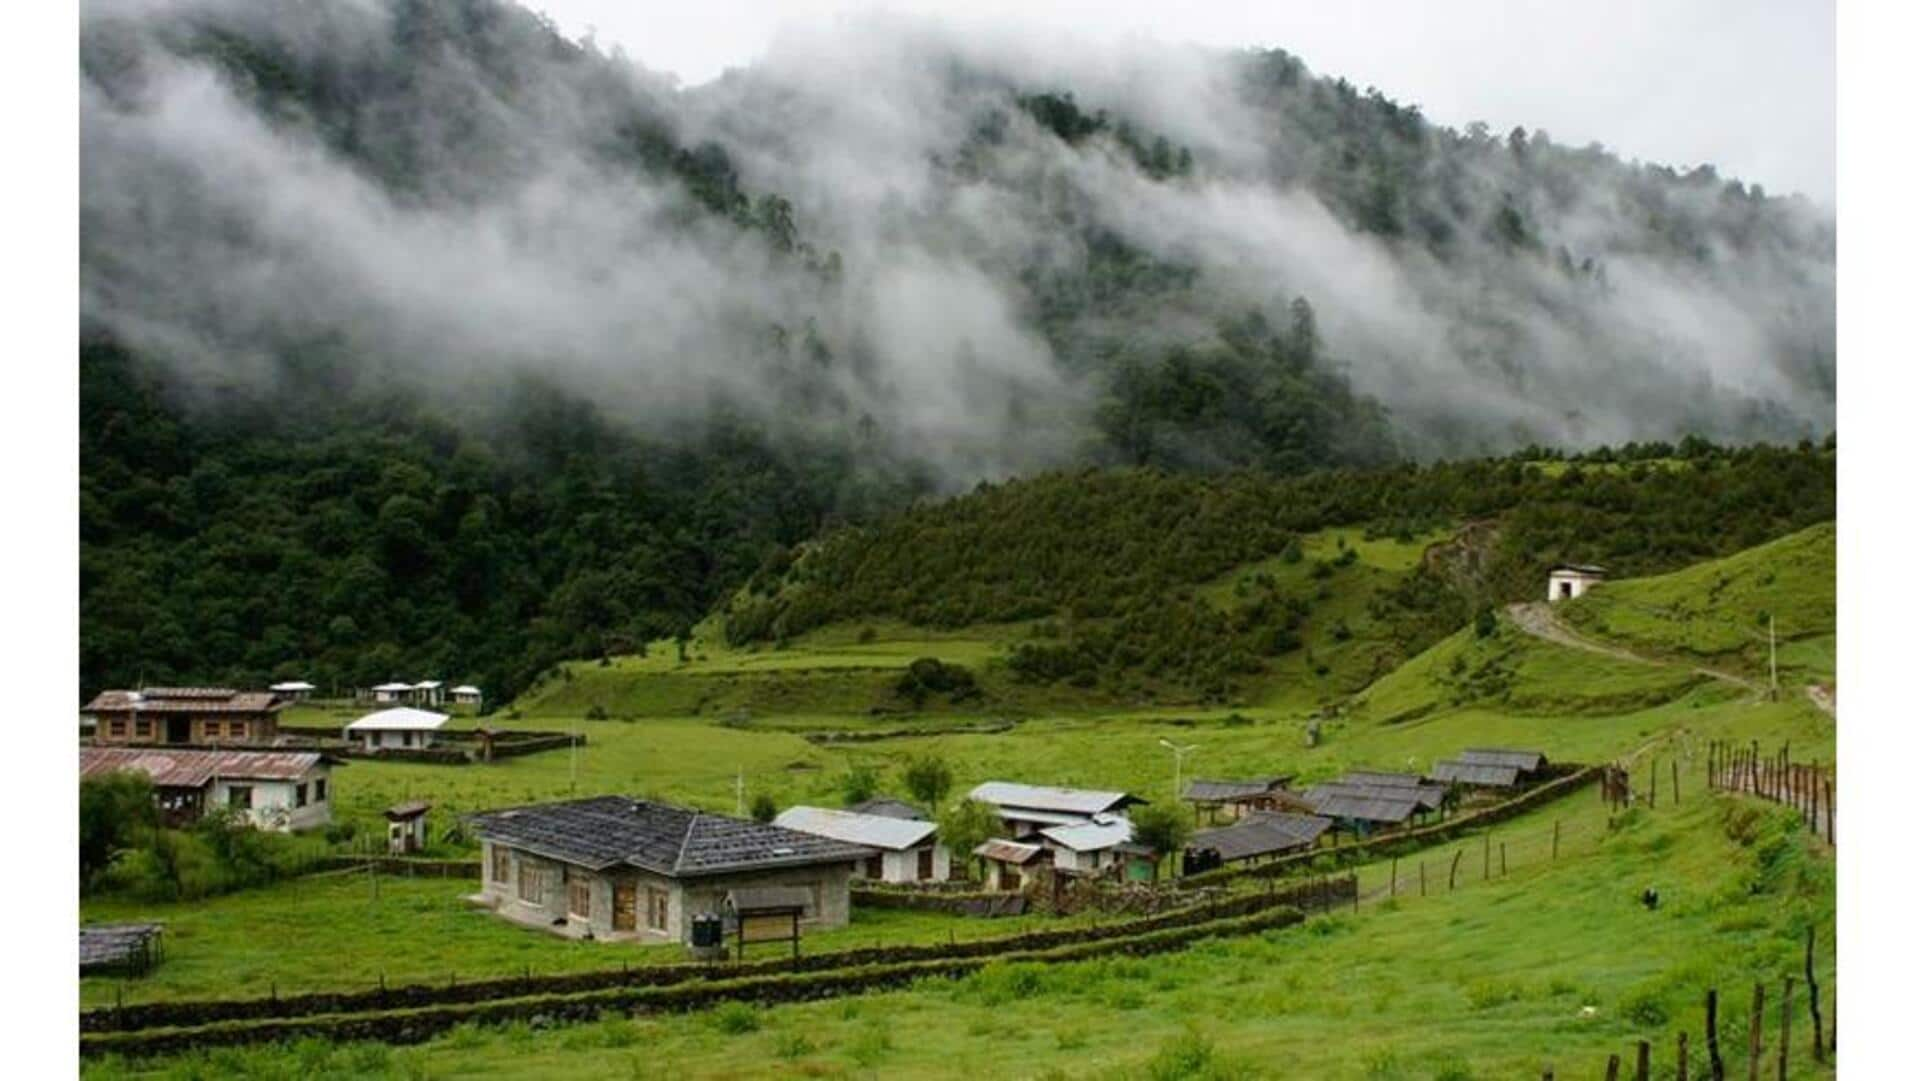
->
83, 0, 1833, 477
77, 0, 1836, 699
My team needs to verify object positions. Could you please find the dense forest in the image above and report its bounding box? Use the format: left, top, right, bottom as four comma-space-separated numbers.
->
78, 0, 1836, 701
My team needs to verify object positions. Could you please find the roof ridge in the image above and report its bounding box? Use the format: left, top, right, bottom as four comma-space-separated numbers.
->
673, 807, 701, 874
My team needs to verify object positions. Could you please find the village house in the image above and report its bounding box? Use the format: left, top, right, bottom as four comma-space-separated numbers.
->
370, 682, 413, 704
79, 746, 336, 831
966, 781, 1146, 838
468, 796, 872, 946
1547, 563, 1607, 601
450, 684, 484, 707
1185, 810, 1331, 874
1037, 816, 1159, 882
411, 680, 446, 707
972, 838, 1049, 892
774, 806, 951, 883
846, 797, 927, 820
1181, 776, 1301, 824
345, 707, 449, 751
84, 687, 288, 746
269, 680, 317, 701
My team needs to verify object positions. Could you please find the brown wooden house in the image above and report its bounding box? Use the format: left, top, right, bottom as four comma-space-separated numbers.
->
84, 688, 288, 746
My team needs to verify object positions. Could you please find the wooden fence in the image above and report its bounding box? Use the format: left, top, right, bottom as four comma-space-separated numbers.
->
1707, 739, 1833, 844
1544, 928, 1833, 1078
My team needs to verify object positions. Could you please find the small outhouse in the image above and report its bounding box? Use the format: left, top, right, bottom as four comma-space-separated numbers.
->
1546, 564, 1607, 602
385, 801, 431, 854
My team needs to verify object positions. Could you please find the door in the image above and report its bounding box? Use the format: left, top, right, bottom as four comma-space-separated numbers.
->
166, 717, 189, 744
612, 882, 637, 931
917, 848, 935, 881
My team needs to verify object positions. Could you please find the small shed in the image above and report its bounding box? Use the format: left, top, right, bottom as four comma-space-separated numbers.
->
1181, 776, 1299, 823
411, 680, 446, 707
974, 839, 1048, 892
450, 685, 484, 707
385, 801, 432, 854
774, 805, 949, 883
1038, 816, 1155, 880
270, 681, 317, 701
79, 923, 164, 977
1547, 564, 1607, 602
346, 707, 449, 751
1430, 760, 1522, 788
370, 682, 413, 704
1457, 748, 1549, 775
1186, 811, 1331, 873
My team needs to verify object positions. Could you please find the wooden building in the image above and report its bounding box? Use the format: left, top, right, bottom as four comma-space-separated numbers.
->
1185, 810, 1331, 873
84, 687, 287, 746
385, 801, 431, 854
1181, 776, 1300, 823
973, 839, 1049, 892
468, 796, 872, 946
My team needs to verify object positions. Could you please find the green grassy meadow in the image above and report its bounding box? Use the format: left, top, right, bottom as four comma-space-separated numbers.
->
78, 524, 1838, 1077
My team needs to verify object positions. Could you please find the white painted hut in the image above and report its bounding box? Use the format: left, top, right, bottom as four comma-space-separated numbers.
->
774, 806, 950, 883
450, 684, 484, 707
370, 682, 413, 704
411, 680, 446, 707
269, 680, 317, 701
1546, 564, 1607, 602
345, 707, 450, 750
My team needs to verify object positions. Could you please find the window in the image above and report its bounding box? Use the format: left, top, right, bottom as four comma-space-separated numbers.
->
645, 887, 669, 932
401, 730, 415, 748
294, 782, 308, 808
202, 720, 221, 741
313, 778, 327, 803
108, 720, 127, 738
517, 863, 544, 903
229, 720, 247, 739
491, 846, 511, 884
864, 854, 884, 879
134, 720, 151, 739
228, 786, 253, 810
568, 878, 591, 919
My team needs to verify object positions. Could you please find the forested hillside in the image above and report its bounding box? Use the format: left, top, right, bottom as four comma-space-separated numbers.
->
79, 0, 1835, 701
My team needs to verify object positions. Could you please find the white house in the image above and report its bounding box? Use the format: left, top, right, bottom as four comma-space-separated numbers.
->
972, 839, 1049, 892
1546, 564, 1607, 602
966, 781, 1146, 838
345, 707, 450, 751
411, 680, 446, 707
774, 806, 950, 883
370, 682, 413, 704
450, 684, 484, 707
79, 747, 336, 832
269, 680, 317, 701
1037, 815, 1158, 881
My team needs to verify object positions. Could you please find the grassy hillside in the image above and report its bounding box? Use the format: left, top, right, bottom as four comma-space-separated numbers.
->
85, 758, 1834, 1079
1561, 522, 1835, 683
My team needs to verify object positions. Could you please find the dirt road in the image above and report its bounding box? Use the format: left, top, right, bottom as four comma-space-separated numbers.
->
1504, 602, 1766, 697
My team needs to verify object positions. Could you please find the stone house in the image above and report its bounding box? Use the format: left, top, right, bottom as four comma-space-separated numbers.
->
467, 797, 872, 946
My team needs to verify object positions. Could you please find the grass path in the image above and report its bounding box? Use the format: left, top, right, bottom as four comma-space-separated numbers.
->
1507, 601, 1764, 696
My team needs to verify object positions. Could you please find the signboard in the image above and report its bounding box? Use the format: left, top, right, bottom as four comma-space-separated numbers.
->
739, 913, 798, 943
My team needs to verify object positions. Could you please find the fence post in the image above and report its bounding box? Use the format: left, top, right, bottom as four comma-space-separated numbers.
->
1390, 856, 1398, 898
1500, 842, 1507, 877
1777, 976, 1793, 1080
1678, 1032, 1689, 1081
1707, 988, 1725, 1080
1673, 758, 1681, 805
1483, 832, 1491, 881
1805, 927, 1825, 1064
1747, 982, 1765, 1081
1419, 861, 1426, 897
1552, 819, 1560, 860
1351, 871, 1359, 913
1636, 1039, 1650, 1080
1605, 1052, 1621, 1080
1824, 781, 1833, 844
1649, 756, 1657, 809
1449, 849, 1463, 891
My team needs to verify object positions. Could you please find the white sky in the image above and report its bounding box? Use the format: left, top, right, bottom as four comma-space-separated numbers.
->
529, 0, 1835, 204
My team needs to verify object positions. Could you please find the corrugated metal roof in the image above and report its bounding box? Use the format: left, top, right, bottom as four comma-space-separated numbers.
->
84, 689, 284, 715
1458, 748, 1547, 772
1549, 564, 1608, 576
1303, 788, 1422, 824
1340, 770, 1428, 789
450, 685, 482, 695
80, 747, 327, 787
269, 681, 316, 692
1317, 780, 1446, 811
413, 680, 444, 689
973, 839, 1046, 864
969, 781, 1142, 815
1191, 811, 1331, 862
469, 796, 872, 877
1038, 817, 1134, 852
371, 682, 414, 692
1183, 777, 1291, 802
347, 707, 450, 731
774, 806, 938, 851
847, 797, 927, 821
79, 924, 163, 970
1431, 760, 1523, 787
384, 801, 432, 820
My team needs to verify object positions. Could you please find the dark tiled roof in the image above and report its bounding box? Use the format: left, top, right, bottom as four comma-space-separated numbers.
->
85, 689, 285, 715
1458, 748, 1547, 772
468, 796, 872, 878
1183, 777, 1292, 802
385, 801, 432, 820
1190, 811, 1330, 862
1340, 770, 1429, 789
847, 797, 928, 820
1431, 760, 1523, 787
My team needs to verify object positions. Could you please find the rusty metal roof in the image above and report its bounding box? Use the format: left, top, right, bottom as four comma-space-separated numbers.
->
84, 689, 285, 715
973, 839, 1046, 864
79, 747, 329, 787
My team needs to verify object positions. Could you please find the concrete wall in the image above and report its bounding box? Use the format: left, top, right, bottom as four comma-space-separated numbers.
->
1547, 572, 1602, 601
207, 766, 331, 832
878, 843, 950, 883
357, 729, 437, 750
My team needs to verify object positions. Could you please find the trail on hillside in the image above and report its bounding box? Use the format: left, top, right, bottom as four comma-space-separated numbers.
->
1805, 683, 1836, 718
1504, 602, 1766, 698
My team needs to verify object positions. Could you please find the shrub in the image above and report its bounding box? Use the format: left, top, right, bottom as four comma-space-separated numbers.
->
749, 793, 778, 823
1619, 983, 1671, 1028
709, 1001, 760, 1034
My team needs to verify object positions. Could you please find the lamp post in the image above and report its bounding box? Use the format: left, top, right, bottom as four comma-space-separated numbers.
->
1158, 738, 1198, 802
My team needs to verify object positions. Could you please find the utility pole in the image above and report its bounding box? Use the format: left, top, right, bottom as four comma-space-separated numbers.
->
1768, 614, 1778, 699
1158, 738, 1198, 801
569, 719, 579, 794
736, 767, 745, 817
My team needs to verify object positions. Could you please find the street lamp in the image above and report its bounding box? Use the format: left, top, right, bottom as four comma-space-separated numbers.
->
1158, 738, 1198, 801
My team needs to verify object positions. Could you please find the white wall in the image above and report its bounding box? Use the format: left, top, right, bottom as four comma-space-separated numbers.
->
1546, 573, 1602, 601
877, 843, 951, 883
208, 767, 331, 832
